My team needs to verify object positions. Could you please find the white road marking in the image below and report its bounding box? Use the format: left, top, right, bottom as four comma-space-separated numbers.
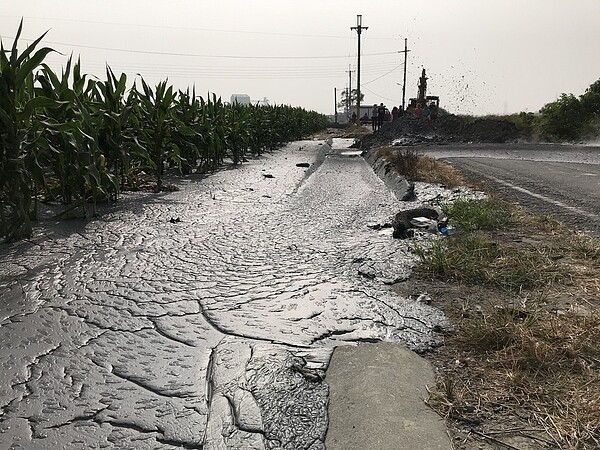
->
485, 173, 598, 220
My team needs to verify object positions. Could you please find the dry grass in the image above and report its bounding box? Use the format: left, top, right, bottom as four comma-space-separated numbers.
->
377, 146, 464, 188
427, 305, 600, 449
394, 155, 600, 448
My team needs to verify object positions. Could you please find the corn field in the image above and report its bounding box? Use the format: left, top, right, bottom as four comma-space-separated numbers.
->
0, 23, 329, 242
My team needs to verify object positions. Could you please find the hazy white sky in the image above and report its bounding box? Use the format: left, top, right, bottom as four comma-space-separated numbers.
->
2, 1, 600, 116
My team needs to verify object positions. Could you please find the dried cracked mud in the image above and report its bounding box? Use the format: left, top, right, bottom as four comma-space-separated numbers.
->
0, 138, 467, 449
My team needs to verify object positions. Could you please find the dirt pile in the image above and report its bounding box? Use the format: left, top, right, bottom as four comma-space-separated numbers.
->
357, 114, 522, 149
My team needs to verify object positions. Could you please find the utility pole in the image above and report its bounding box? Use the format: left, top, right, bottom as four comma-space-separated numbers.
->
334, 87, 338, 123
345, 65, 355, 122
398, 38, 410, 111
351, 15, 367, 123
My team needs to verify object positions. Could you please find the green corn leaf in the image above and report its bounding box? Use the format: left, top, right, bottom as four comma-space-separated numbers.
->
16, 47, 55, 87
9, 19, 24, 65
85, 164, 102, 186
0, 107, 14, 130
21, 97, 69, 118
14, 26, 50, 66
73, 57, 85, 93
116, 72, 127, 97
1, 40, 9, 68
177, 124, 197, 137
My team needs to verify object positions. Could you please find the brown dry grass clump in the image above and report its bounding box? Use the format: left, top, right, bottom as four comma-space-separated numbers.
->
377, 146, 464, 188
388, 155, 600, 449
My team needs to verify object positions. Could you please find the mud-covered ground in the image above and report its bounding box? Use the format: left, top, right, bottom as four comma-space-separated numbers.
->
4, 113, 578, 449
0, 137, 475, 449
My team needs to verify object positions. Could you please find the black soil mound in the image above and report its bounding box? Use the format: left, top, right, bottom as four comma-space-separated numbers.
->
357, 114, 522, 149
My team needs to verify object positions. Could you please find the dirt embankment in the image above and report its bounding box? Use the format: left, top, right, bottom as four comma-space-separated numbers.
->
356, 114, 523, 149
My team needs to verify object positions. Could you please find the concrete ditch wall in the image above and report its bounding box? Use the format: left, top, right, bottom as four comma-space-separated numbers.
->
362, 148, 414, 201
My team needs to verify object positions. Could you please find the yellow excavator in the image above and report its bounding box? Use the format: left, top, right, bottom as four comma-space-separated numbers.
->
408, 68, 439, 109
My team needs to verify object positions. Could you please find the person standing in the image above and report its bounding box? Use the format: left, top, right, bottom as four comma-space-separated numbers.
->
377, 103, 386, 130
414, 103, 423, 118
371, 104, 378, 131
422, 104, 431, 120
429, 102, 438, 120
391, 106, 399, 121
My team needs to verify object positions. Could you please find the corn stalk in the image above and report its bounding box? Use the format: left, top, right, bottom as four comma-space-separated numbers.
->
0, 21, 60, 241
172, 88, 202, 174
225, 103, 251, 164
133, 78, 178, 191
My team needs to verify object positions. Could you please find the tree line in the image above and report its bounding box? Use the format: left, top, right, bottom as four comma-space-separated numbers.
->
498, 78, 600, 142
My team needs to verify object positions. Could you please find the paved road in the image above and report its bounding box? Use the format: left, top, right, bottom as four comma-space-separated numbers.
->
0, 139, 458, 449
419, 143, 600, 235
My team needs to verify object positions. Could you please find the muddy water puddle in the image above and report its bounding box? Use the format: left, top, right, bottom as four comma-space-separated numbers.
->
0, 139, 456, 449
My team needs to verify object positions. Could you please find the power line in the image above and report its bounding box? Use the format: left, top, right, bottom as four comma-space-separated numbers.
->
41, 61, 400, 80
361, 85, 401, 104
9, 36, 400, 60
48, 60, 399, 72
43, 55, 399, 75
0, 14, 405, 41
363, 63, 403, 85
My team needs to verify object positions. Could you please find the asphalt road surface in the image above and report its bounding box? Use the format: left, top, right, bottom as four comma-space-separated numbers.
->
418, 143, 600, 235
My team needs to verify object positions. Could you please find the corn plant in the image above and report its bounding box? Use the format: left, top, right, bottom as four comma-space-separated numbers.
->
133, 78, 179, 191
36, 62, 87, 203
207, 94, 227, 167
196, 94, 226, 173
247, 104, 269, 155
0, 21, 60, 241
91, 67, 139, 195
224, 102, 250, 164
33, 58, 120, 219
172, 88, 202, 174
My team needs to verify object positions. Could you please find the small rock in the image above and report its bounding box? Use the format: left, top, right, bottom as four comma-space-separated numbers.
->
358, 266, 376, 279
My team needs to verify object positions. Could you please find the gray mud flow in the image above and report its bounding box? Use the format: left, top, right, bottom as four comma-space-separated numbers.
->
0, 138, 448, 449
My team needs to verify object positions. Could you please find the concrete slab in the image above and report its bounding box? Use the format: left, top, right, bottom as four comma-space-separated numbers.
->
326, 342, 452, 450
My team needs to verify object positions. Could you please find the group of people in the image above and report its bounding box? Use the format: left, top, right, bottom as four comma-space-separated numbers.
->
405, 101, 439, 121
350, 100, 439, 131
369, 103, 389, 131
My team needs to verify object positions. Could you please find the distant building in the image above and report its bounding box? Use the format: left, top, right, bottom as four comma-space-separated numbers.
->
230, 94, 251, 105
257, 97, 270, 106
